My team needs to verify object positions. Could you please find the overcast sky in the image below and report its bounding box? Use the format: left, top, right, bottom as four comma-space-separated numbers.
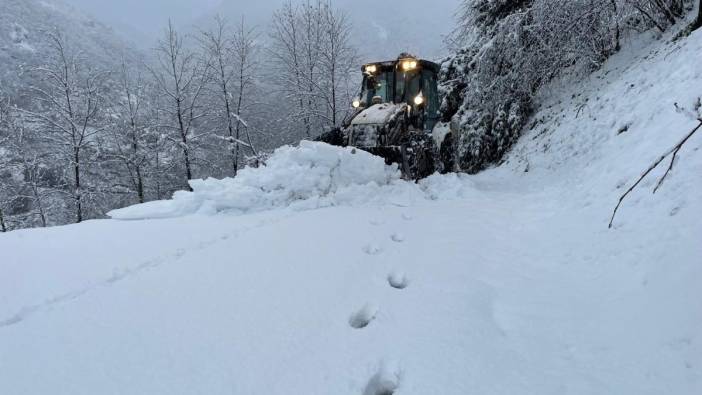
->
61, 0, 223, 44
61, 0, 461, 58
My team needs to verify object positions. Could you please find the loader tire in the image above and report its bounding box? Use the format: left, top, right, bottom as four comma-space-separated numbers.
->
401, 133, 435, 181
438, 133, 454, 173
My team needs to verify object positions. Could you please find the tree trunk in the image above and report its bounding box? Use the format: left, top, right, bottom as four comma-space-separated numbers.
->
135, 166, 145, 203
32, 184, 47, 227
180, 130, 193, 190
234, 73, 245, 174
694, 0, 702, 31
0, 208, 6, 232
74, 148, 82, 223
130, 119, 145, 204
155, 150, 163, 200
175, 98, 193, 191
227, 74, 238, 176
611, 0, 621, 51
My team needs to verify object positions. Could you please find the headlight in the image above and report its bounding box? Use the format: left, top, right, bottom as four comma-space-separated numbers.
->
364, 64, 377, 74
413, 92, 424, 106
352, 99, 361, 108
401, 59, 418, 71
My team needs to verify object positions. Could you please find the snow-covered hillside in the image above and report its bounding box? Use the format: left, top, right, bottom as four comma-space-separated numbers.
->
0, 0, 127, 97
1, 28, 701, 395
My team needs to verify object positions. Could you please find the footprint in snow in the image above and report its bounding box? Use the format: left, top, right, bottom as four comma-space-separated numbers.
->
387, 272, 409, 290
390, 233, 404, 243
349, 304, 378, 329
363, 364, 401, 395
369, 218, 385, 226
363, 243, 383, 255
401, 213, 413, 221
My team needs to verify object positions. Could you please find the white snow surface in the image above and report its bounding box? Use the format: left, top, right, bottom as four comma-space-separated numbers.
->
2, 29, 702, 395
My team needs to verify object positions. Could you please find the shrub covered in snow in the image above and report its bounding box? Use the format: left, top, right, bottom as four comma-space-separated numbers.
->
441, 0, 695, 173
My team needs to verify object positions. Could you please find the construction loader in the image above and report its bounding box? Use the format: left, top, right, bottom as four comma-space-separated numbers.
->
316, 54, 446, 180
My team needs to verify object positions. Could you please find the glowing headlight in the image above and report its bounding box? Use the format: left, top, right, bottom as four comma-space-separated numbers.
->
413, 92, 424, 106
352, 99, 361, 108
364, 64, 377, 74
401, 59, 418, 71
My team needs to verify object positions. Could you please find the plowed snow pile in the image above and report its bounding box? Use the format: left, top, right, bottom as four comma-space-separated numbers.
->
109, 141, 475, 220
109, 141, 420, 220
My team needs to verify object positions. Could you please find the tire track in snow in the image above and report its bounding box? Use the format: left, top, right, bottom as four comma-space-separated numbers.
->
0, 216, 288, 330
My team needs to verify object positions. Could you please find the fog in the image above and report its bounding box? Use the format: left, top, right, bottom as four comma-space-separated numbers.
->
61, 0, 461, 59
61, 0, 223, 44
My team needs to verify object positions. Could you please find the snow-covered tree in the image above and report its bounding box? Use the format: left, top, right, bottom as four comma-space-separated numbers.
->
269, 0, 359, 139
269, 1, 312, 138
105, 57, 156, 204
23, 31, 108, 223
626, 0, 687, 31
200, 16, 260, 177
318, 3, 358, 127
150, 21, 212, 191
1, 112, 53, 229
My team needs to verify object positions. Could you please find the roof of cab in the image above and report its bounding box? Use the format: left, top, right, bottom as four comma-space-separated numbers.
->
361, 58, 440, 73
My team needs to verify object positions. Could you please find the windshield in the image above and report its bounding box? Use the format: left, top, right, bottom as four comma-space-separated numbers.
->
360, 68, 422, 106
394, 70, 421, 104
361, 71, 394, 105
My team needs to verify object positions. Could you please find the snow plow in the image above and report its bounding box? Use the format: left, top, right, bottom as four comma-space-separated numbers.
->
316, 54, 445, 180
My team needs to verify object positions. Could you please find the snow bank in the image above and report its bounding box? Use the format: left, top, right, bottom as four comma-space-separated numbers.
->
109, 141, 416, 220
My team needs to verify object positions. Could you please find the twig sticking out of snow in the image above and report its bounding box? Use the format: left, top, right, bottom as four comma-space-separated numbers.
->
609, 118, 702, 229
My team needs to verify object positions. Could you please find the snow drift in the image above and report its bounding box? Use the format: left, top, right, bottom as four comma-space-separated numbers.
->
109, 141, 417, 220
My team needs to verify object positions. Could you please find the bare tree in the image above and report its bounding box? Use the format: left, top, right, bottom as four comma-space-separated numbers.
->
270, 1, 309, 137
23, 31, 106, 223
299, 0, 325, 134
1, 91, 60, 229
200, 15, 259, 176
6, 116, 51, 227
150, 21, 211, 191
108, 56, 152, 203
319, 2, 357, 127
626, 0, 687, 31
269, 0, 359, 138
231, 17, 261, 164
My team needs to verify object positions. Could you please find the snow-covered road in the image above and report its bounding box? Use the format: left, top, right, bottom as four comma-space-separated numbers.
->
1, 169, 700, 394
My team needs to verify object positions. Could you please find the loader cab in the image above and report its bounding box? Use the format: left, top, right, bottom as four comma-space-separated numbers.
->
354, 55, 440, 132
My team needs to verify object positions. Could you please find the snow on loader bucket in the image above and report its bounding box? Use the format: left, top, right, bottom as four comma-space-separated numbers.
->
316, 54, 442, 180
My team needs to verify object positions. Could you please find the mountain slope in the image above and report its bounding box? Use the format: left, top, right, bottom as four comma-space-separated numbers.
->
0, 27, 701, 395
0, 0, 127, 97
